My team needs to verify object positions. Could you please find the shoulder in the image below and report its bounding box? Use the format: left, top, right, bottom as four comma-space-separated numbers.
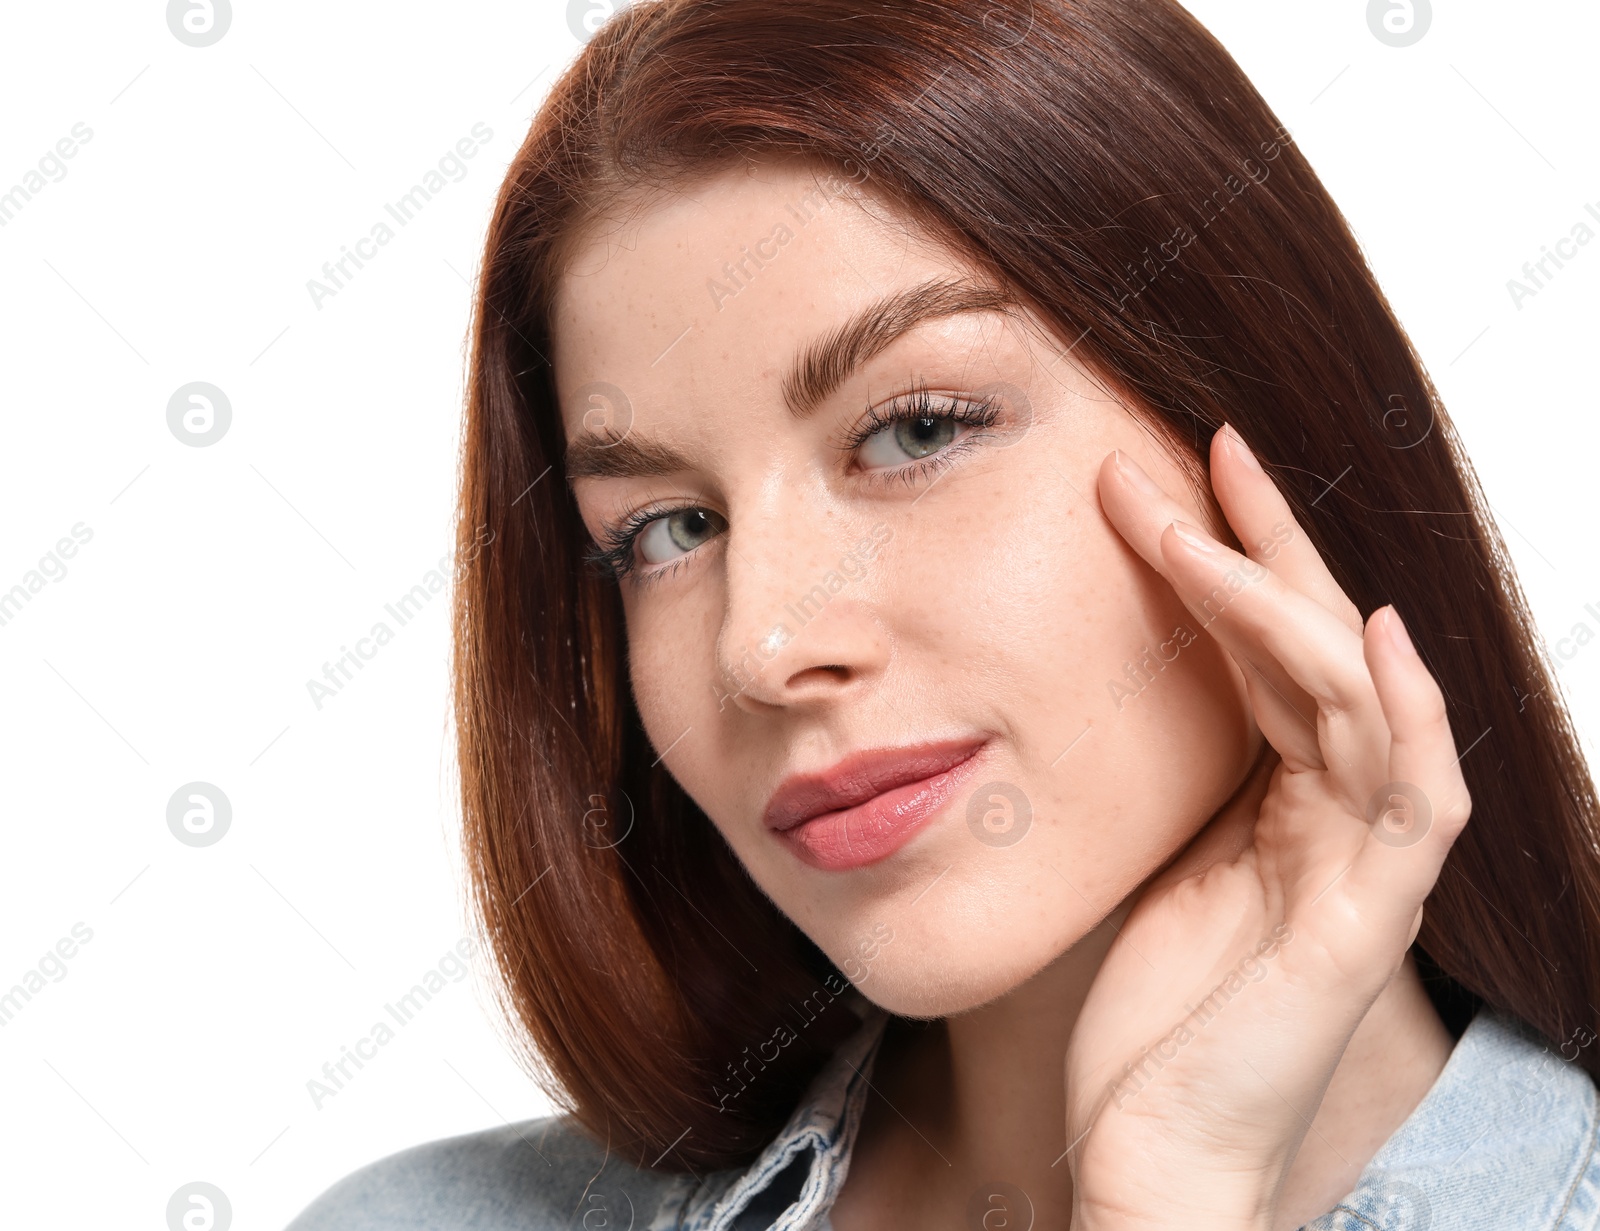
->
1305, 1007, 1600, 1231
284, 1115, 696, 1231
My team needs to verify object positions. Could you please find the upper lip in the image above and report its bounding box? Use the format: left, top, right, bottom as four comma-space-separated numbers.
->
763, 736, 989, 833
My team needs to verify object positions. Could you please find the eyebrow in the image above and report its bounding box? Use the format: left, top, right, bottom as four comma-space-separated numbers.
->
563, 276, 1018, 482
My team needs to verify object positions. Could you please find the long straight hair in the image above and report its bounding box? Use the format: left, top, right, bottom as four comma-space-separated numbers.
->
451, 0, 1600, 1172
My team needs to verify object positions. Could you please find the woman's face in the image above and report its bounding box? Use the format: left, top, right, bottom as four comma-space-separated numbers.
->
551, 159, 1259, 1017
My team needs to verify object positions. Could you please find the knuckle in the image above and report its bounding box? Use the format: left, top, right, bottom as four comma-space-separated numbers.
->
1440, 785, 1473, 828
1412, 680, 1450, 729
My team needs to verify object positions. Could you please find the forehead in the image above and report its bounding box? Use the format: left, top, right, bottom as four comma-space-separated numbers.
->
548, 159, 975, 439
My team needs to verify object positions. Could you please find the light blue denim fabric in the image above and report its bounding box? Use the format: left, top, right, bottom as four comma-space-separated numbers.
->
286, 999, 1600, 1230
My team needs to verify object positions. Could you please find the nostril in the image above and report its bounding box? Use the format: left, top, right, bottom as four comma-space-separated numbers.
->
793, 664, 850, 685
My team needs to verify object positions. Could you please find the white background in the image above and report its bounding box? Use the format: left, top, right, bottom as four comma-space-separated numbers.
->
0, 1, 1596, 1227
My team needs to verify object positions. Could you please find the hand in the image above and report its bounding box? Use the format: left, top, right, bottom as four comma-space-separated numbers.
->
1061, 424, 1473, 1229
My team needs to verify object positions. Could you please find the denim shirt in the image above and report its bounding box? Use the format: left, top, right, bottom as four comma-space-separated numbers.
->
286, 998, 1600, 1230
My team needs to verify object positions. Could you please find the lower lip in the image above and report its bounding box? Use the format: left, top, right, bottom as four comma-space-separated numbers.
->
775, 742, 990, 871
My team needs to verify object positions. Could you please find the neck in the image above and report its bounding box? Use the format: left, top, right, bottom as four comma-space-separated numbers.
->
938, 905, 1122, 1176
837, 918, 1455, 1231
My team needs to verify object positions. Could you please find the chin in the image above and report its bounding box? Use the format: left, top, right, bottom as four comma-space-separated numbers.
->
850, 950, 1056, 1019
836, 908, 1088, 1019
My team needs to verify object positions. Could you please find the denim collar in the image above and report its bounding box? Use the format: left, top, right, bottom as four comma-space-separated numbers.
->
669, 990, 891, 1231
670, 1002, 1600, 1231
1302, 1006, 1600, 1230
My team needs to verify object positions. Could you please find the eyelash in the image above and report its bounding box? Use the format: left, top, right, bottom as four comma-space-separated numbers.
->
582, 384, 1003, 586
838, 383, 1001, 471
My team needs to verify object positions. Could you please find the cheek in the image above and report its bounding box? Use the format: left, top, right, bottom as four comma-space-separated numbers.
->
898, 451, 1248, 750
616, 442, 1258, 1019
883, 460, 1219, 754
625, 590, 718, 746
837, 464, 1256, 1015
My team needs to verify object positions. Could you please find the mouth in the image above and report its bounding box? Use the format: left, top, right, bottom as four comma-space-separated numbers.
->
763, 736, 991, 871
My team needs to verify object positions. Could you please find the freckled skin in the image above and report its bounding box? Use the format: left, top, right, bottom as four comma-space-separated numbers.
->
551, 157, 1259, 1018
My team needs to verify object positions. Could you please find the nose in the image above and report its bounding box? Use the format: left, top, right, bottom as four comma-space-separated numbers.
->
714, 497, 892, 715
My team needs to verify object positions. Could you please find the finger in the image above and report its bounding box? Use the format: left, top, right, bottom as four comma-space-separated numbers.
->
1098, 449, 1325, 768
1158, 518, 1398, 782
1369, 607, 1472, 826
1158, 517, 1375, 718
1344, 605, 1473, 917
1210, 424, 1364, 636
1238, 660, 1327, 773
1098, 448, 1198, 577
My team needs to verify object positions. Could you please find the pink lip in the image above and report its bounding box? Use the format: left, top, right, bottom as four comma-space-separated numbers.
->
763, 736, 990, 871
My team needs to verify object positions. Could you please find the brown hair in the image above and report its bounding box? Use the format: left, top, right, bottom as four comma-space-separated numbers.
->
450, 0, 1600, 1173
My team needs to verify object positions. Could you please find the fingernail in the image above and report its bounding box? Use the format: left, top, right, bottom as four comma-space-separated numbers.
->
1115, 449, 1165, 497
1170, 520, 1218, 554
1222, 429, 1260, 473
1384, 606, 1417, 658
1223, 423, 1263, 474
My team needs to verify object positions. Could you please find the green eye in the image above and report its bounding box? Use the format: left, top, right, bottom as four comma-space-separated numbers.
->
846, 387, 1003, 474
636, 507, 726, 565
859, 415, 959, 466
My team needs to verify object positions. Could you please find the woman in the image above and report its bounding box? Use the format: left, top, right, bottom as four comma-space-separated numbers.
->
289, 0, 1600, 1227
